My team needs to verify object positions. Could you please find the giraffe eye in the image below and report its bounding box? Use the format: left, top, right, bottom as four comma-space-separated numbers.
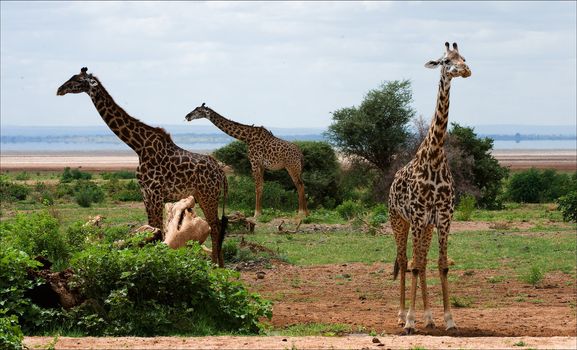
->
443, 59, 451, 64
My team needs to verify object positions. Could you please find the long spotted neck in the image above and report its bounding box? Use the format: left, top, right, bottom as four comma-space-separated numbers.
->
205, 109, 258, 143
88, 80, 168, 154
416, 71, 452, 166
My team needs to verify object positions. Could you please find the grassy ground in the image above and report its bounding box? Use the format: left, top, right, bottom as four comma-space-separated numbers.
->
2, 170, 576, 337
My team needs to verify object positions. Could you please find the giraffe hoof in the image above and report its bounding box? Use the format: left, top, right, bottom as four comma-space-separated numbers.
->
425, 322, 436, 329
402, 327, 415, 336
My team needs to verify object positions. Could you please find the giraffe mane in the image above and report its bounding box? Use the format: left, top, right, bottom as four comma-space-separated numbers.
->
91, 75, 172, 141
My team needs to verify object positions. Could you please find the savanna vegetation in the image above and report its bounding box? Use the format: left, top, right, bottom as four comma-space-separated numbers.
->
1, 80, 575, 348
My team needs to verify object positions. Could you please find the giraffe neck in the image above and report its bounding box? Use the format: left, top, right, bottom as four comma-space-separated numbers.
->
88, 79, 170, 154
205, 109, 258, 142
417, 71, 452, 164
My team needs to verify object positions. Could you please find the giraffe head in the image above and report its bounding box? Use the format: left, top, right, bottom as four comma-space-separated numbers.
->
56, 67, 99, 96
425, 42, 471, 78
185, 102, 211, 121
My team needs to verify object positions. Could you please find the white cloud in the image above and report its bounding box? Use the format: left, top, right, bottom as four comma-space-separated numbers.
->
1, 1, 575, 129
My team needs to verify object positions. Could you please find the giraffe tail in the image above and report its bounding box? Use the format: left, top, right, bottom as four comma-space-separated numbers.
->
218, 176, 229, 251
393, 259, 400, 281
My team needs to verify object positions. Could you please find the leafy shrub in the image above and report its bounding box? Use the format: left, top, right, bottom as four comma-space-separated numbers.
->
73, 180, 105, 207
557, 190, 577, 223
0, 311, 24, 350
506, 168, 576, 203
369, 203, 388, 226
103, 178, 142, 202
335, 200, 365, 220
521, 265, 544, 286
455, 194, 477, 221
14, 171, 31, 181
226, 175, 298, 213
0, 176, 30, 202
0, 211, 69, 268
67, 243, 271, 336
0, 247, 42, 334
213, 140, 251, 175
61, 167, 92, 183
448, 123, 509, 209
114, 180, 143, 202
100, 170, 136, 180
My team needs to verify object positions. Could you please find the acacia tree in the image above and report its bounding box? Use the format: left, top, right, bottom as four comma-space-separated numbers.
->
325, 80, 415, 174
447, 123, 509, 209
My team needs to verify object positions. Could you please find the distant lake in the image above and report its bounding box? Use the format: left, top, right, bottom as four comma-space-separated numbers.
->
1, 124, 576, 153
2, 139, 576, 153
493, 139, 576, 150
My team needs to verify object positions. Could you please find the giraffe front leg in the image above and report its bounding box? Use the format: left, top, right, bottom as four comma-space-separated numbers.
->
420, 225, 435, 329
142, 189, 164, 243
438, 220, 457, 331
251, 166, 264, 217
287, 168, 309, 217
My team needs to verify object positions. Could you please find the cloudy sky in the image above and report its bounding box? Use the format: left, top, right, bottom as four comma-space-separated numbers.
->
1, 1, 575, 130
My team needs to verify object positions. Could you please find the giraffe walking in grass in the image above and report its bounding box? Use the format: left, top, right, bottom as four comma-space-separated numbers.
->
57, 68, 228, 267
388, 42, 471, 334
186, 103, 308, 218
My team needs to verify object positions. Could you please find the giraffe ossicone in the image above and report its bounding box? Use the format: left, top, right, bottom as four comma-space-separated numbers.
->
388, 42, 471, 334
57, 67, 229, 267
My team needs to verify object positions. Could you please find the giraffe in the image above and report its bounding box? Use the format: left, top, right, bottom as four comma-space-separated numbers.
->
57, 68, 228, 267
387, 42, 471, 334
185, 103, 309, 217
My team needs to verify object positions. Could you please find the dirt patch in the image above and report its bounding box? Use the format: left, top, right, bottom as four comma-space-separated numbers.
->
2, 149, 576, 172
23, 335, 577, 349
241, 262, 576, 338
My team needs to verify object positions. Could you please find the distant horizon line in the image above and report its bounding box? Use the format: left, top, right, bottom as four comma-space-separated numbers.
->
2, 123, 576, 128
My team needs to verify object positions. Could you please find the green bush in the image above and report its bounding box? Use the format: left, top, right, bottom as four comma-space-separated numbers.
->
0, 246, 42, 334
14, 171, 30, 181
0, 311, 24, 350
0, 211, 69, 268
455, 194, 477, 221
507, 168, 576, 203
100, 170, 136, 180
61, 167, 92, 183
67, 243, 271, 336
335, 200, 365, 220
226, 175, 298, 213
114, 180, 142, 202
448, 123, 509, 209
557, 190, 577, 223
0, 176, 30, 202
369, 203, 389, 226
213, 140, 251, 175
73, 180, 105, 207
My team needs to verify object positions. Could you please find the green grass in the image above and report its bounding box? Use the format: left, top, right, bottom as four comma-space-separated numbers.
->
242, 228, 576, 278
471, 203, 563, 222
271, 323, 352, 336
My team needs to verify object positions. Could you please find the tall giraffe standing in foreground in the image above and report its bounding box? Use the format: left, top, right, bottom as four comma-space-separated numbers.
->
186, 104, 308, 217
388, 43, 471, 334
57, 68, 228, 267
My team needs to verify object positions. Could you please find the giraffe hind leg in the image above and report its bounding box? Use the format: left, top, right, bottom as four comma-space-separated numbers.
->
390, 212, 409, 327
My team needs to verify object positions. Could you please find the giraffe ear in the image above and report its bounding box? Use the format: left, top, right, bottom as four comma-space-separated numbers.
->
425, 59, 441, 69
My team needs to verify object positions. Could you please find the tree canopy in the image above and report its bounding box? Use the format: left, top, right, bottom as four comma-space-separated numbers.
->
324, 80, 415, 174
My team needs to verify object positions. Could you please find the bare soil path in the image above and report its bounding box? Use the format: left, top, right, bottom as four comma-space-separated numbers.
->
23, 335, 577, 349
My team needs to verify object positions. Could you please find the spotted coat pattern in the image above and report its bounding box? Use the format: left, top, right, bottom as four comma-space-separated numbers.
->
186, 104, 308, 217
57, 68, 228, 267
387, 43, 471, 334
